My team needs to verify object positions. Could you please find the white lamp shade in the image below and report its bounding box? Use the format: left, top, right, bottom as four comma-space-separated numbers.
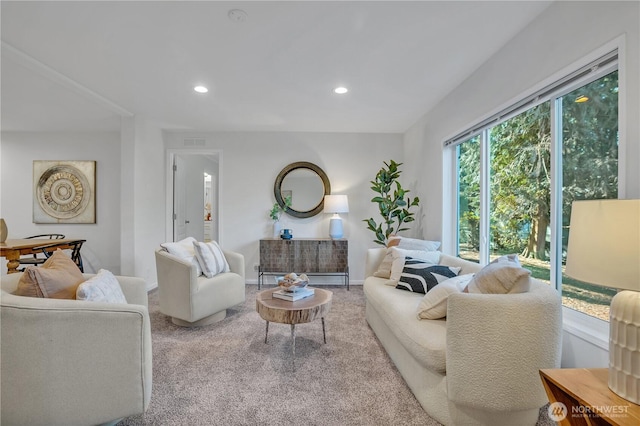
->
324, 195, 349, 214
565, 199, 640, 291
565, 199, 640, 405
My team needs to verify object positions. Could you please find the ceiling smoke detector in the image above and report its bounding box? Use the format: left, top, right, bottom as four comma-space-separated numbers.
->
228, 9, 247, 23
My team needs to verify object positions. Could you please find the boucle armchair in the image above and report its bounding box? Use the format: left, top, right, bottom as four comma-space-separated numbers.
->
155, 248, 245, 327
0, 273, 152, 426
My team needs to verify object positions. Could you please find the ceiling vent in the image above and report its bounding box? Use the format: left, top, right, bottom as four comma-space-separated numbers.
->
183, 138, 206, 147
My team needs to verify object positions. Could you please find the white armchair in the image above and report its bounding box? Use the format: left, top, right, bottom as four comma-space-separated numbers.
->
154, 249, 245, 327
0, 273, 152, 426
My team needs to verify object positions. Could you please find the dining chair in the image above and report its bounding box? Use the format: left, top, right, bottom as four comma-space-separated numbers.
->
31, 239, 86, 272
17, 234, 66, 270
25, 234, 66, 240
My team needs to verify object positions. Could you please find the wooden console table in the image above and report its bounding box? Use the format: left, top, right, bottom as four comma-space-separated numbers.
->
259, 238, 349, 290
540, 368, 640, 426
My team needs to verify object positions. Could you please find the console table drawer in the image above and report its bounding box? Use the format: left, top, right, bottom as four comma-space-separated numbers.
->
260, 239, 293, 272
317, 240, 348, 273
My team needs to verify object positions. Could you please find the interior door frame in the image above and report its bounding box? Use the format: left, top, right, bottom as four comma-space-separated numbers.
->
173, 154, 188, 241
165, 149, 223, 244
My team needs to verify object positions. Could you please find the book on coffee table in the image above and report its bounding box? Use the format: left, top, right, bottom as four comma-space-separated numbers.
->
273, 288, 315, 302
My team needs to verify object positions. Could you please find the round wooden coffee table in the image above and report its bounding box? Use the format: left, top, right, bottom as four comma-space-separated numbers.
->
256, 287, 332, 361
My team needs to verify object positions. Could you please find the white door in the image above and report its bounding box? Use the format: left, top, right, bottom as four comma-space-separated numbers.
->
184, 159, 204, 240
173, 155, 187, 241
172, 153, 219, 242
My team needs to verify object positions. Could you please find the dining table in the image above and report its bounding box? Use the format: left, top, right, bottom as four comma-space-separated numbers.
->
0, 238, 83, 274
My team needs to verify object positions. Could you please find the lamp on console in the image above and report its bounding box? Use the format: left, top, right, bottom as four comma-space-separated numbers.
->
324, 195, 349, 239
565, 199, 640, 404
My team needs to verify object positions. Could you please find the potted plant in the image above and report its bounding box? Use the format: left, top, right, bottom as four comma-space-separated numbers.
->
364, 160, 420, 246
269, 195, 292, 237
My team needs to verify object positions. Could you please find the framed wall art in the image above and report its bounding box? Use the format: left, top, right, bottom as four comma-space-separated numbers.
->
33, 160, 96, 224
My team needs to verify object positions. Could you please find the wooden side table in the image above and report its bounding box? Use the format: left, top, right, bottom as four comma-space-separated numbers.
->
540, 368, 640, 426
256, 287, 332, 363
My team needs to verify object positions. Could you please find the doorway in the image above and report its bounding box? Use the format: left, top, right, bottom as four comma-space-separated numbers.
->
166, 150, 221, 243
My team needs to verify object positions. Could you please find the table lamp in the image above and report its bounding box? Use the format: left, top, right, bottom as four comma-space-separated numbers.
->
565, 199, 640, 404
324, 195, 349, 239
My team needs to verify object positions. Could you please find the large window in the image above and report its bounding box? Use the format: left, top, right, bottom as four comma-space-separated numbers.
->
453, 61, 619, 321
490, 102, 552, 282
456, 135, 480, 262
560, 71, 619, 320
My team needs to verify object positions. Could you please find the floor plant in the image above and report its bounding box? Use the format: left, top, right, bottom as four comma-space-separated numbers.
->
364, 160, 420, 246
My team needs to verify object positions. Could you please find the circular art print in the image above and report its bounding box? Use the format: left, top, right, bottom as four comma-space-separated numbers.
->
33, 161, 96, 223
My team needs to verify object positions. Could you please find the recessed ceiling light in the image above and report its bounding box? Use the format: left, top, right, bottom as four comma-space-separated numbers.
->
194, 86, 208, 94
334, 87, 348, 94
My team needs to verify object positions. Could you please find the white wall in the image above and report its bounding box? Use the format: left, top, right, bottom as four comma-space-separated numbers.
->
0, 131, 122, 274
164, 131, 402, 283
403, 1, 640, 368
0, 125, 401, 287
130, 117, 167, 284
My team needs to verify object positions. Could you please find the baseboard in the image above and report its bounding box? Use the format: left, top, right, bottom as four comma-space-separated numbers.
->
148, 280, 360, 292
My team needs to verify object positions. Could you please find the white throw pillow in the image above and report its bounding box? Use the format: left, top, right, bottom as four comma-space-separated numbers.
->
76, 269, 127, 303
416, 274, 474, 320
161, 237, 203, 276
465, 254, 530, 294
388, 247, 441, 284
193, 241, 230, 278
374, 238, 442, 279
388, 236, 441, 252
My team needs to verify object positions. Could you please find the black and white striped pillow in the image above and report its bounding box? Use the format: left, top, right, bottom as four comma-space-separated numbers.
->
396, 258, 461, 294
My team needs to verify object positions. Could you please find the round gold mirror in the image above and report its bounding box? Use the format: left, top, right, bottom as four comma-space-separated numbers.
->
274, 162, 331, 218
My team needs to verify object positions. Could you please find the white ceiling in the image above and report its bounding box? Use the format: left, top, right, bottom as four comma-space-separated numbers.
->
1, 1, 552, 134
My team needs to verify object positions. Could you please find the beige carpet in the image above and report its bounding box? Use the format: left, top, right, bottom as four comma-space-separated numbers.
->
119, 285, 555, 426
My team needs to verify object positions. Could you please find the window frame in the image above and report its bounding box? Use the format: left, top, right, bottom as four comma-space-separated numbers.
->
445, 41, 625, 349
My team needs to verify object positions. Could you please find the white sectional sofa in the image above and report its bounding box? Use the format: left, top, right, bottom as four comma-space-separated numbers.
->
363, 248, 562, 425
